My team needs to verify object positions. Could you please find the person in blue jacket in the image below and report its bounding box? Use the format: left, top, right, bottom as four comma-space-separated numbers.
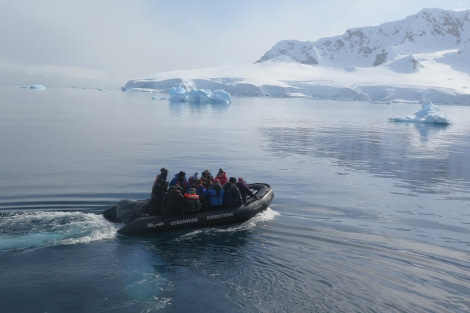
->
169, 171, 190, 193
193, 179, 208, 210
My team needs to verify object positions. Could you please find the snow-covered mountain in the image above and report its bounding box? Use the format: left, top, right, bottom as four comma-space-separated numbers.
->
123, 8, 470, 104
256, 8, 470, 71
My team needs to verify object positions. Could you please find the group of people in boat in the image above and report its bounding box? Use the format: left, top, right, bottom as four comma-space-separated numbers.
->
145, 168, 259, 217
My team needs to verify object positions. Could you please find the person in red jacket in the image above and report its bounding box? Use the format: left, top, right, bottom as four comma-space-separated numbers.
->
215, 168, 228, 185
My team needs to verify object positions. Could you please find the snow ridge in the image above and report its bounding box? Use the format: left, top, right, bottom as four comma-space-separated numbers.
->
256, 8, 470, 69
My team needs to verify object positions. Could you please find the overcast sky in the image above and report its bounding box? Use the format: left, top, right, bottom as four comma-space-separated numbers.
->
1, 0, 469, 87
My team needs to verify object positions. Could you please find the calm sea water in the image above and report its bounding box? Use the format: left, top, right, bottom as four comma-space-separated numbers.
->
1, 86, 470, 313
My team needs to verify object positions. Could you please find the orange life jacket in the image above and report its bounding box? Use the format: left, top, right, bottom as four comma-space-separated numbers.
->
184, 193, 200, 200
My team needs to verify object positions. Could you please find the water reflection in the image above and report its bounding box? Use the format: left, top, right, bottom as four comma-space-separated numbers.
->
403, 121, 450, 143
168, 101, 230, 117
260, 122, 470, 196
149, 227, 250, 253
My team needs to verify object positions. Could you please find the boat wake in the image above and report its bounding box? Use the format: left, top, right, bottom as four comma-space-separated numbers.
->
258, 207, 280, 221
0, 207, 280, 251
227, 206, 280, 229
242, 207, 280, 227
0, 211, 119, 251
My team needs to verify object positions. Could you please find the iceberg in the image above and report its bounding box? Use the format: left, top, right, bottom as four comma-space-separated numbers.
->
169, 85, 231, 104
389, 100, 452, 125
21, 84, 46, 90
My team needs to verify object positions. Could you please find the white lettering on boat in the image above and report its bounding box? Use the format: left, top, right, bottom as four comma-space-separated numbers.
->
147, 222, 164, 229
207, 212, 234, 220
170, 218, 198, 226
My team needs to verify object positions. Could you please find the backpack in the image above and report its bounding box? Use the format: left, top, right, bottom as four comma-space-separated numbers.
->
207, 183, 224, 209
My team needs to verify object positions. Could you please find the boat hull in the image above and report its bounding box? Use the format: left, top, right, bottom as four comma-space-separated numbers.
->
102, 183, 274, 236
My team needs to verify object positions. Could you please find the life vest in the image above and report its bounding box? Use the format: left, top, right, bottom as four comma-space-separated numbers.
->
184, 193, 200, 200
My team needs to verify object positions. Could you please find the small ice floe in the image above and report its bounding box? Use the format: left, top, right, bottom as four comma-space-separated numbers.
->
22, 84, 46, 90
169, 85, 231, 104
389, 100, 452, 125
152, 95, 166, 100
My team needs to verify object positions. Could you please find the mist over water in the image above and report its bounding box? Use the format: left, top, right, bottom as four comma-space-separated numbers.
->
1, 87, 469, 312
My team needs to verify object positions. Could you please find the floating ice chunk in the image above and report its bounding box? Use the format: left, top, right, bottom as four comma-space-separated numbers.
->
389, 100, 452, 125
169, 85, 188, 102
169, 85, 231, 104
21, 84, 46, 90
205, 89, 232, 104
29, 84, 46, 90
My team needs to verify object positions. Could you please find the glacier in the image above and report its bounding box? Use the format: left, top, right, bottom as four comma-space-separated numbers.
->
122, 8, 470, 106
122, 60, 469, 105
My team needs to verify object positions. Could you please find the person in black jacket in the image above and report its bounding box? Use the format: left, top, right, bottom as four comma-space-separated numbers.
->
163, 185, 185, 217
223, 177, 242, 208
148, 168, 169, 215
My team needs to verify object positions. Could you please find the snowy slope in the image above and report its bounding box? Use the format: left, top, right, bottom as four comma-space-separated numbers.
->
123, 8, 470, 105
256, 8, 470, 68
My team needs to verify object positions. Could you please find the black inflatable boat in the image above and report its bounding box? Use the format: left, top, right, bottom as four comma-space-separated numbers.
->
102, 183, 274, 236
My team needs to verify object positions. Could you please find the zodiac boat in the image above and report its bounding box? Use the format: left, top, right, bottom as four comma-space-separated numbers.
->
102, 183, 274, 236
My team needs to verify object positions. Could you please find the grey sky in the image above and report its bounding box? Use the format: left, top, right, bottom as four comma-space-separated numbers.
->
1, 0, 468, 88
